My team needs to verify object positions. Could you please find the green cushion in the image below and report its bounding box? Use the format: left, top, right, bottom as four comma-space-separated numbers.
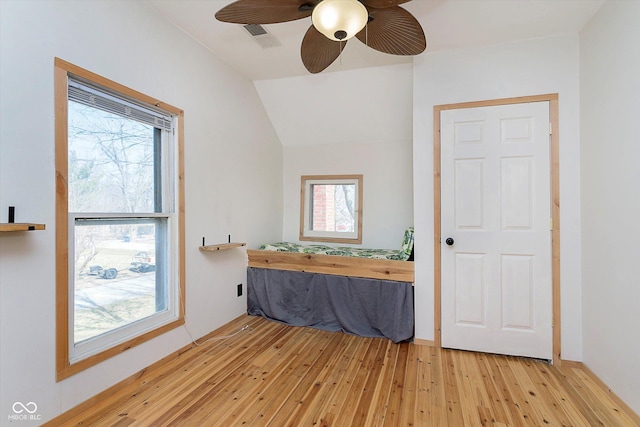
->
400, 227, 414, 260
259, 227, 414, 261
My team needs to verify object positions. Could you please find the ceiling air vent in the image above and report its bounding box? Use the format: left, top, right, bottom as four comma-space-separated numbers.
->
243, 24, 281, 48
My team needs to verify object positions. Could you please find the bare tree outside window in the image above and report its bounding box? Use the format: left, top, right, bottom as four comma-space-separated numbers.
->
68, 102, 155, 214
55, 59, 183, 377
301, 175, 362, 244
311, 184, 355, 232
68, 101, 161, 343
336, 184, 355, 232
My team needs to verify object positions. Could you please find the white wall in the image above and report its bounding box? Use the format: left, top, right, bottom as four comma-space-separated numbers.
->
254, 64, 413, 148
412, 35, 583, 361
580, 0, 640, 414
282, 140, 413, 248
256, 65, 414, 249
0, 1, 282, 424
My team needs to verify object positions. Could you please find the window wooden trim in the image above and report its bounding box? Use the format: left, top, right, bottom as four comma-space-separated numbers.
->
299, 174, 363, 244
54, 58, 185, 380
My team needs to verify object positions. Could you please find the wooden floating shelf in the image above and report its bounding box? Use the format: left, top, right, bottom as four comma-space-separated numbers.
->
199, 242, 246, 252
0, 223, 46, 232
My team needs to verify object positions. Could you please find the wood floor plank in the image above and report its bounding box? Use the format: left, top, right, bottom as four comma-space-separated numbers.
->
294, 336, 361, 426
398, 342, 419, 426
50, 315, 639, 427
278, 333, 356, 426
550, 363, 614, 426
561, 365, 636, 427
525, 359, 587, 426
496, 354, 545, 425
426, 346, 450, 426
441, 349, 466, 426
354, 340, 397, 426
128, 319, 282, 424
231, 328, 336, 426
536, 364, 592, 425
308, 338, 373, 426
383, 342, 411, 426
211, 327, 327, 426
452, 350, 489, 426
134, 320, 285, 425
314, 336, 384, 426
218, 328, 334, 426
487, 354, 540, 427
264, 331, 349, 426
475, 353, 522, 426
160, 324, 304, 426
63, 315, 263, 426
508, 358, 564, 425
413, 345, 430, 425
414, 345, 434, 425
569, 366, 640, 426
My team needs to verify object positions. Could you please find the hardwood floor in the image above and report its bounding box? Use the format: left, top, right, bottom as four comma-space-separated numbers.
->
53, 315, 638, 426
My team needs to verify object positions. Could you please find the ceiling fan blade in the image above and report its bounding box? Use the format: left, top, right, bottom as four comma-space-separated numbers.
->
356, 6, 426, 55
301, 25, 345, 74
361, 0, 411, 8
215, 0, 319, 25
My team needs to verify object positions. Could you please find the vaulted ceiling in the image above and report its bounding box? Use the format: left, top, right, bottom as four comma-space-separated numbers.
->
145, 0, 605, 81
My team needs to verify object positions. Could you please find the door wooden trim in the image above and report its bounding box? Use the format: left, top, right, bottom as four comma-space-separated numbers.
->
433, 94, 561, 365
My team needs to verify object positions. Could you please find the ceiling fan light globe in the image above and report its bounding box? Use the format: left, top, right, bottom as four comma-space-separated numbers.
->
312, 0, 368, 42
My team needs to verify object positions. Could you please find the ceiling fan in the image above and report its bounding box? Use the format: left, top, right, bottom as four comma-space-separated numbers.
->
215, 0, 427, 74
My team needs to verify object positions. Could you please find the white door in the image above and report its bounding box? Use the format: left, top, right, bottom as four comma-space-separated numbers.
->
440, 102, 552, 360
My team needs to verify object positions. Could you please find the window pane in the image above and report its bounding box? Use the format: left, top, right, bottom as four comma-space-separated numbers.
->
68, 101, 156, 213
73, 219, 165, 344
310, 183, 356, 232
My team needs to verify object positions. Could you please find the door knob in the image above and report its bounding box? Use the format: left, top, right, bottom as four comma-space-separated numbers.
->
445, 237, 454, 246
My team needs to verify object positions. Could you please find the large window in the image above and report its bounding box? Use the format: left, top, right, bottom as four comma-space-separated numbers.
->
299, 175, 363, 244
55, 58, 185, 379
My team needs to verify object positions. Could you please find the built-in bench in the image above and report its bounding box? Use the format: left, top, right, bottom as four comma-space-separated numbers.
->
246, 228, 415, 343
